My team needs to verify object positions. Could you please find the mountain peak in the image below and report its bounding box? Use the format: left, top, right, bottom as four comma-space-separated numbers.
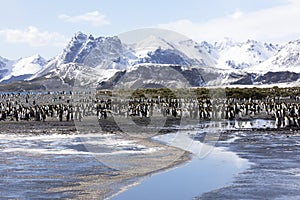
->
288, 39, 300, 44
2, 30, 300, 88
246, 39, 258, 44
59, 32, 89, 64
88, 34, 94, 40
74, 31, 88, 40
0, 53, 48, 82
214, 37, 241, 50
26, 54, 44, 60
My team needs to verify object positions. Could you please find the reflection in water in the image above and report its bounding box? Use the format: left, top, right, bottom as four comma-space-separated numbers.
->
231, 119, 275, 129
194, 119, 276, 130
0, 119, 276, 199
113, 130, 250, 200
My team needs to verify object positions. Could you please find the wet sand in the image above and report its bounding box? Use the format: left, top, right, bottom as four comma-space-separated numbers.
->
0, 120, 190, 199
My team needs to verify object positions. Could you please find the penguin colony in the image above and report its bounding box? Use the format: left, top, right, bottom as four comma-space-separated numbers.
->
0, 92, 300, 128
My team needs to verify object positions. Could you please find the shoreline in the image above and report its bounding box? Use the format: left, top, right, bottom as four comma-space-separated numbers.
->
1, 118, 300, 199
106, 150, 192, 200
197, 129, 300, 199
0, 120, 192, 199
108, 118, 300, 199
2, 115, 300, 134
111, 130, 250, 200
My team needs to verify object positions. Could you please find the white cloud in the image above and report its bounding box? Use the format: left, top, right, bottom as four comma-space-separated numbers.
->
230, 9, 243, 19
158, 1, 300, 43
58, 11, 109, 27
0, 26, 67, 47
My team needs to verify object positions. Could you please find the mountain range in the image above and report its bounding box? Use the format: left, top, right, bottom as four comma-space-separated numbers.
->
1, 31, 300, 91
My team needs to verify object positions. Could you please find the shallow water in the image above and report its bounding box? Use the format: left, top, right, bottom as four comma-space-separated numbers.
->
1, 119, 297, 199
112, 131, 249, 200
113, 119, 284, 200
199, 131, 300, 199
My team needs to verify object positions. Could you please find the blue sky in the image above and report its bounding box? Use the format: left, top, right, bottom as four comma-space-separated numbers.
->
0, 0, 299, 59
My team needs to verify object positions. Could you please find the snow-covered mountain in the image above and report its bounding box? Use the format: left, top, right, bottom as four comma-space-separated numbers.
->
59, 32, 132, 68
0, 54, 47, 83
130, 36, 216, 67
34, 32, 219, 80
247, 39, 300, 74
2, 31, 300, 91
29, 32, 216, 84
99, 64, 207, 89
30, 32, 134, 80
43, 62, 119, 88
214, 38, 280, 70
0, 57, 11, 80
36, 32, 281, 72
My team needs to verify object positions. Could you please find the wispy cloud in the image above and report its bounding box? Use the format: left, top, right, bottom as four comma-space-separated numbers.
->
158, 1, 300, 43
58, 11, 110, 27
0, 26, 67, 47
